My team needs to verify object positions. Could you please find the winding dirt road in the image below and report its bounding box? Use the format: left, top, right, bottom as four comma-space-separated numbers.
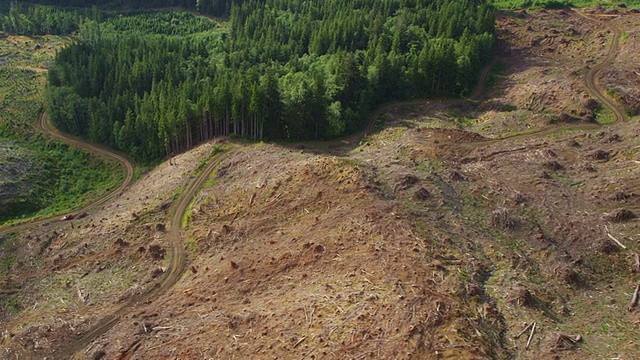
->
0, 112, 135, 237
4, 7, 629, 359
443, 9, 626, 158
54, 148, 233, 359
576, 9, 626, 123
39, 112, 136, 210
50, 42, 501, 360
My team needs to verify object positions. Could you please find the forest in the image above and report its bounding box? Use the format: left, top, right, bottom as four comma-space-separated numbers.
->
0, 33, 123, 222
3, 0, 495, 163
3, 0, 237, 16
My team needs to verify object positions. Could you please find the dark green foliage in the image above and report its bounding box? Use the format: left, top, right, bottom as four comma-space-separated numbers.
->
0, 1, 88, 35
43, 0, 496, 163
0, 140, 123, 223
15, 0, 239, 16
0, 65, 122, 224
102, 11, 217, 36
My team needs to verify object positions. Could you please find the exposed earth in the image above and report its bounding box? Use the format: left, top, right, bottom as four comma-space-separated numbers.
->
2, 6, 640, 360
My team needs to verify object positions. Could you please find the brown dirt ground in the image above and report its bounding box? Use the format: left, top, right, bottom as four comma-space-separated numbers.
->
2, 6, 640, 360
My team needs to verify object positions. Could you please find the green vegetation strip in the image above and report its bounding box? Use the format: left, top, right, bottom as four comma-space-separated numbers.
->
8, 0, 496, 164
0, 35, 123, 224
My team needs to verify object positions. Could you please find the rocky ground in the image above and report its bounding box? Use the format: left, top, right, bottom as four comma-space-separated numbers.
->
1, 6, 640, 360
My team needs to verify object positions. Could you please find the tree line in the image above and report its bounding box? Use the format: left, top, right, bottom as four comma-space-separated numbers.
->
0, 1, 89, 35
3, 0, 236, 16
34, 0, 496, 163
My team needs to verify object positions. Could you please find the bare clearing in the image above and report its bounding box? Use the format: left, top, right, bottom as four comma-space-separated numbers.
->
2, 6, 640, 360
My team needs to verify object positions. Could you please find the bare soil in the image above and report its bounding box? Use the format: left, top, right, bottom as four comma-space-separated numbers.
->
2, 6, 640, 360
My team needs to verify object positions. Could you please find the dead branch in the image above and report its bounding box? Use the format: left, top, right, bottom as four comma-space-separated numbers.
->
76, 285, 85, 303
551, 333, 583, 351
628, 284, 640, 312
633, 253, 640, 273
152, 326, 173, 331
526, 322, 536, 349
514, 322, 533, 339
293, 336, 307, 348
607, 233, 627, 249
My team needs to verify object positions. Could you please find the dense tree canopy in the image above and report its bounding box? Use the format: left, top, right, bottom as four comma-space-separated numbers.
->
10, 0, 496, 163
0, 1, 88, 35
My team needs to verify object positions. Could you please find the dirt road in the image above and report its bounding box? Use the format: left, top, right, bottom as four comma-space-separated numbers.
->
0, 112, 135, 236
54, 149, 233, 359
575, 9, 627, 123
443, 9, 625, 157
0, 113, 135, 358
5, 7, 631, 358
49, 42, 500, 360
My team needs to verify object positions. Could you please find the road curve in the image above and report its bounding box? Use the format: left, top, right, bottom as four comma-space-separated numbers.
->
54, 148, 233, 359
48, 51, 501, 358
443, 9, 626, 155
39, 111, 136, 210
0, 111, 135, 236
574, 9, 626, 124
9, 8, 630, 358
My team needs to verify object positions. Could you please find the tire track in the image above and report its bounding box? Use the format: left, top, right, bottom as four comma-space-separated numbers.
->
0, 111, 135, 236
575, 9, 626, 124
6, 8, 630, 358
53, 148, 233, 359
442, 8, 625, 157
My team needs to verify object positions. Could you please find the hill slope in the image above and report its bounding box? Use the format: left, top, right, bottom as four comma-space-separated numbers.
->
1, 5, 640, 360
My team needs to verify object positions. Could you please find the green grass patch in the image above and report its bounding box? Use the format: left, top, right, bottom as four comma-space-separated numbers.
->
202, 177, 218, 190
182, 200, 194, 229
456, 116, 477, 128
595, 107, 616, 124
193, 144, 228, 176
